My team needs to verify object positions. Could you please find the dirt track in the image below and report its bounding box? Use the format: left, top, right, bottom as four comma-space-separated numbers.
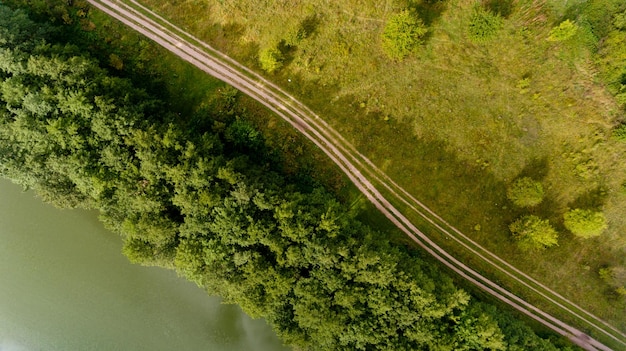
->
86, 1, 626, 350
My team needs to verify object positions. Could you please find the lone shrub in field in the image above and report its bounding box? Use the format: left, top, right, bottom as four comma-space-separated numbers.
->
381, 10, 427, 61
506, 177, 544, 207
468, 6, 502, 42
259, 45, 284, 73
599, 266, 626, 296
547, 20, 578, 42
563, 209, 607, 238
509, 215, 559, 250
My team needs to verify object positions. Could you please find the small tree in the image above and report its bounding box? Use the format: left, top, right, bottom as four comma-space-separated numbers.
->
599, 266, 626, 296
509, 215, 558, 250
259, 45, 284, 73
468, 6, 502, 42
547, 20, 578, 42
506, 177, 544, 207
381, 10, 427, 61
563, 209, 607, 238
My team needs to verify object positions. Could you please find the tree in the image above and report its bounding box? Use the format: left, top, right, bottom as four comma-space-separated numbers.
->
563, 209, 607, 238
468, 6, 502, 42
509, 215, 558, 250
381, 10, 427, 61
259, 45, 284, 73
506, 177, 544, 207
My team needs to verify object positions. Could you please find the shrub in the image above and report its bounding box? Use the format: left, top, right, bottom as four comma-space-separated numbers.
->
468, 6, 502, 42
509, 215, 559, 250
547, 20, 578, 42
259, 45, 284, 73
613, 123, 626, 141
599, 266, 626, 296
381, 10, 427, 61
506, 177, 544, 207
563, 209, 607, 238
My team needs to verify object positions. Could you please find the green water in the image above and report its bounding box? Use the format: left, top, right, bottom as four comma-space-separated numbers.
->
0, 179, 289, 351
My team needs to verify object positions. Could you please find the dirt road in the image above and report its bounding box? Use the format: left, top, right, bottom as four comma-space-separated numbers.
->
87, 1, 625, 350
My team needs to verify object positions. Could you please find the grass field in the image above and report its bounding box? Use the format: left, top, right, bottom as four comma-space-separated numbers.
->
92, 0, 626, 333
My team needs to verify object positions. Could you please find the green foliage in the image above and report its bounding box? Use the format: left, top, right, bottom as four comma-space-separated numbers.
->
548, 20, 579, 42
615, 11, 626, 30
563, 209, 608, 238
506, 177, 544, 207
580, 0, 625, 40
468, 6, 502, 42
259, 45, 284, 73
381, 10, 427, 61
225, 118, 263, 151
0, 6, 571, 351
509, 215, 559, 250
595, 9, 626, 106
599, 266, 626, 296
613, 123, 626, 141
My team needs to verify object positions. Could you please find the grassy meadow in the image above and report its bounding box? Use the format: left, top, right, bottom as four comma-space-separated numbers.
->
113, 0, 626, 333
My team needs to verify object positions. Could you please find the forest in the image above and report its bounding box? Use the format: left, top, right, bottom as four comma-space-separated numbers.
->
0, 2, 583, 350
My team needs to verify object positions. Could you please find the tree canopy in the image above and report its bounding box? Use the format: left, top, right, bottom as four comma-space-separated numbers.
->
507, 177, 545, 207
509, 215, 559, 250
381, 10, 427, 61
468, 5, 502, 42
548, 20, 579, 42
563, 209, 608, 238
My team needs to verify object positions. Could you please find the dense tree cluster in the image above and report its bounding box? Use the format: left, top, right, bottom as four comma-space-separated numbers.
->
0, 5, 572, 351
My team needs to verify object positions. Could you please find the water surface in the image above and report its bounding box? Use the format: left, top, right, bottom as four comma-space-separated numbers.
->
0, 179, 289, 351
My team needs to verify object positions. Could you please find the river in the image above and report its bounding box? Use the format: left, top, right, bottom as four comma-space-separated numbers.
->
0, 179, 289, 351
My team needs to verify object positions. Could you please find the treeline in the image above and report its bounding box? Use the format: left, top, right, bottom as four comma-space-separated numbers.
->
0, 5, 574, 350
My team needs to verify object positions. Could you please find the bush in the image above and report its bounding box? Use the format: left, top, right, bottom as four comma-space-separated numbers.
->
547, 20, 578, 42
381, 10, 427, 61
509, 215, 559, 250
563, 209, 607, 238
259, 45, 284, 73
468, 6, 502, 42
613, 123, 626, 141
599, 266, 626, 296
506, 177, 544, 207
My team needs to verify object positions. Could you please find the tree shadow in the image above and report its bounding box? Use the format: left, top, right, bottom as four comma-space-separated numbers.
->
300, 15, 320, 40
411, 0, 448, 27
276, 15, 321, 71
568, 186, 609, 210
516, 157, 550, 180
534, 195, 565, 226
482, 0, 514, 18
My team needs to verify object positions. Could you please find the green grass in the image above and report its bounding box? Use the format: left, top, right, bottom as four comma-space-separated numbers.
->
99, 0, 626, 336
